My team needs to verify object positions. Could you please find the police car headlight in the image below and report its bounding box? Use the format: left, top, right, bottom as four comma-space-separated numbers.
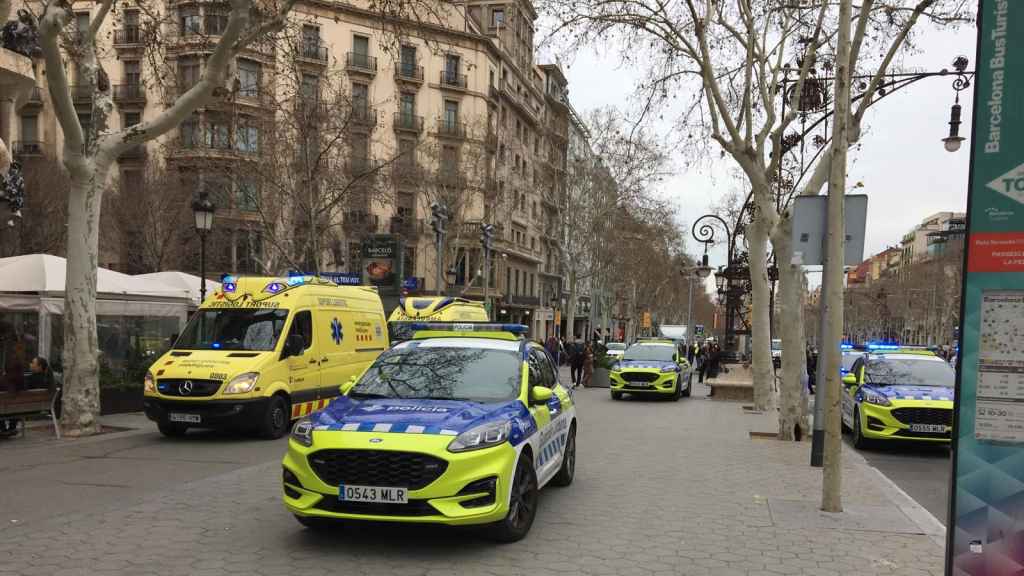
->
223, 372, 260, 394
661, 366, 678, 373
143, 371, 155, 393
863, 392, 891, 407
448, 421, 512, 453
291, 417, 314, 447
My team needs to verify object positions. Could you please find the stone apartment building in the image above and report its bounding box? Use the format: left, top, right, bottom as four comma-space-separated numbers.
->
6, 0, 581, 338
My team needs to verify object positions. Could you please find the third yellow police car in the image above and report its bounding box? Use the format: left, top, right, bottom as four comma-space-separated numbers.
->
841, 345, 955, 448
609, 339, 690, 400
282, 322, 576, 542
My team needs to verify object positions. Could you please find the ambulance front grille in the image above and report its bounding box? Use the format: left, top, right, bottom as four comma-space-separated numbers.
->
156, 379, 222, 397
308, 449, 448, 490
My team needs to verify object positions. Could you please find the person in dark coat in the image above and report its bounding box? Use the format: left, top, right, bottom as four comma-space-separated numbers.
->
569, 336, 584, 387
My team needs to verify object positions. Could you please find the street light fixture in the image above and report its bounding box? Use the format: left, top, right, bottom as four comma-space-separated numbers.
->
942, 57, 971, 153
191, 191, 216, 303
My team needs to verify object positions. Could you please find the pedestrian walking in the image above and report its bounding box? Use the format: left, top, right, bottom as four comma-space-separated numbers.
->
570, 335, 584, 387
545, 334, 560, 366
696, 344, 707, 384
581, 341, 594, 388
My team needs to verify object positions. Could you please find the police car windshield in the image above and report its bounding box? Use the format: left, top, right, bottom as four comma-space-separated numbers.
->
175, 308, 289, 351
351, 346, 521, 402
622, 344, 675, 362
865, 358, 955, 387
607, 343, 627, 351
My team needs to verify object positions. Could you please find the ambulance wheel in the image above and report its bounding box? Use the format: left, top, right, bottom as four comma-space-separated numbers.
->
293, 514, 338, 531
158, 422, 188, 437
611, 391, 623, 400
260, 395, 290, 440
489, 455, 538, 542
550, 425, 576, 487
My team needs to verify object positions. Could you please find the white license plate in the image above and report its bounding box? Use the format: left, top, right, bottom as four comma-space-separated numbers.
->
339, 484, 408, 504
909, 424, 946, 433
169, 413, 201, 424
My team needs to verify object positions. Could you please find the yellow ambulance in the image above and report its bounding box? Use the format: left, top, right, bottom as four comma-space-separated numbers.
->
142, 276, 388, 439
387, 296, 489, 342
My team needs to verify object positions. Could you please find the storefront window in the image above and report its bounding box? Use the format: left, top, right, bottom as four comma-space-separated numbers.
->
1, 311, 39, 391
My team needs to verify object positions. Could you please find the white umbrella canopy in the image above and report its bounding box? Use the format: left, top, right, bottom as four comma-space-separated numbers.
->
133, 271, 220, 305
0, 254, 190, 299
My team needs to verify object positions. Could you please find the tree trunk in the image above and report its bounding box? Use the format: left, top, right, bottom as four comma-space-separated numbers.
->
60, 159, 109, 436
567, 266, 578, 339
747, 214, 775, 412
774, 215, 809, 441
821, 0, 853, 514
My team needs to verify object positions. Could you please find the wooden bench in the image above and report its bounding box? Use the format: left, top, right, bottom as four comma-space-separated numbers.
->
0, 387, 61, 439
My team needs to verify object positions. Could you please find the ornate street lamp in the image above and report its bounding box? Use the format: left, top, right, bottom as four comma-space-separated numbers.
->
942, 56, 972, 153
192, 191, 215, 303
692, 214, 740, 358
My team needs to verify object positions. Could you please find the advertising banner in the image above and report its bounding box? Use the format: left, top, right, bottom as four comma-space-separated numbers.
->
947, 2, 1024, 574
361, 236, 398, 288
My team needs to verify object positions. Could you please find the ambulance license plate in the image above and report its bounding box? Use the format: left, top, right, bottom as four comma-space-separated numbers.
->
169, 413, 201, 424
909, 424, 946, 433
339, 484, 408, 504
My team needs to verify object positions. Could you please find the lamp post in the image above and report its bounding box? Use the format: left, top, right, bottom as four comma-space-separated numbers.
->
192, 191, 215, 304
691, 214, 737, 357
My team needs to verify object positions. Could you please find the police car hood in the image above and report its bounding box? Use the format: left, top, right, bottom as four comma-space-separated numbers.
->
313, 396, 525, 435
864, 384, 954, 401
616, 360, 677, 371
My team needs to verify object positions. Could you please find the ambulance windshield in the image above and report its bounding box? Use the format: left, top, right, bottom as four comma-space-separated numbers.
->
176, 308, 290, 351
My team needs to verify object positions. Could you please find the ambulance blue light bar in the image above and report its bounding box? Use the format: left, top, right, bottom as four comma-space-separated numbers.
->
409, 322, 529, 335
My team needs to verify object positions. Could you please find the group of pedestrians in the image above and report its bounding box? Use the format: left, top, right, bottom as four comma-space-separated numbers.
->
544, 334, 594, 388
688, 341, 723, 384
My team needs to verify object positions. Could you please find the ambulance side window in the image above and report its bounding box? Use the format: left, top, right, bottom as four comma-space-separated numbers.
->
283, 310, 313, 358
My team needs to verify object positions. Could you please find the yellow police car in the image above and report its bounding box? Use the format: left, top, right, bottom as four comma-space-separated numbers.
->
282, 323, 577, 542
609, 339, 690, 400
841, 346, 955, 448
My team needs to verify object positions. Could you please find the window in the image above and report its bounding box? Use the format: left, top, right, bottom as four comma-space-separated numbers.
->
352, 82, 369, 114
236, 124, 259, 153
75, 12, 90, 34
178, 57, 201, 90
237, 59, 260, 98
353, 35, 369, 55
302, 24, 320, 46
284, 310, 313, 356
20, 115, 37, 142
204, 8, 228, 35
179, 7, 200, 35
400, 45, 417, 76
399, 93, 416, 127
396, 192, 415, 221
515, 269, 520, 295
124, 10, 139, 27
123, 111, 141, 128
440, 144, 458, 176
123, 60, 141, 86
237, 179, 259, 211
444, 54, 460, 84
350, 133, 370, 166
491, 8, 505, 28
206, 115, 231, 149
181, 114, 200, 147
443, 100, 459, 127
398, 138, 416, 169
236, 230, 262, 274
300, 74, 319, 102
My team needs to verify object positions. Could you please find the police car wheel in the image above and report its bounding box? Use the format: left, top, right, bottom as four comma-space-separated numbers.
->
550, 425, 576, 487
260, 395, 291, 440
157, 422, 188, 437
490, 456, 538, 542
611, 391, 623, 400
682, 376, 692, 397
852, 408, 869, 449
293, 514, 338, 531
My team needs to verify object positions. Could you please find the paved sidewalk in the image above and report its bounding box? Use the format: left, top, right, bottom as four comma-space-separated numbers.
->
0, 380, 946, 575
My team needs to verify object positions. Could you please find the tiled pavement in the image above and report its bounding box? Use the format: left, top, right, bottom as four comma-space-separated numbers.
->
0, 378, 945, 575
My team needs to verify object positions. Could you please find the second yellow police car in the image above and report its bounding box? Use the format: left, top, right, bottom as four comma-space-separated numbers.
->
609, 339, 690, 400
282, 323, 576, 542
841, 345, 955, 449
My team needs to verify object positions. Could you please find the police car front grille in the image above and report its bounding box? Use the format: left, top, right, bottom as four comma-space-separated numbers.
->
308, 449, 448, 490
891, 408, 952, 427
621, 372, 659, 383
313, 497, 438, 517
156, 379, 222, 397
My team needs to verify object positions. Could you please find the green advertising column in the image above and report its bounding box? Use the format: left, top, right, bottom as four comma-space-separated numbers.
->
947, 2, 1024, 574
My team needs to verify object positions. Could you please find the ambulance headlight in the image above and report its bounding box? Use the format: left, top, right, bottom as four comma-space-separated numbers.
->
291, 417, 314, 447
223, 372, 260, 394
448, 420, 512, 453
144, 371, 155, 393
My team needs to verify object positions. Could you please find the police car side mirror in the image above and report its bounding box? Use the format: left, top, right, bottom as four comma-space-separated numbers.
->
340, 376, 357, 396
530, 386, 553, 405
842, 373, 858, 387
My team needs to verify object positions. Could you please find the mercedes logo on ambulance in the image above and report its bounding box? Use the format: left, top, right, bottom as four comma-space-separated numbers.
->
179, 380, 194, 395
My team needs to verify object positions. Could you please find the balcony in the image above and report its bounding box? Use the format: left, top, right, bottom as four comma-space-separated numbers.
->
296, 41, 328, 64
390, 216, 423, 238
20, 86, 44, 109
118, 143, 147, 161
436, 118, 466, 140
392, 162, 422, 185
70, 84, 93, 105
350, 106, 378, 130
12, 141, 44, 157
393, 112, 423, 134
113, 83, 146, 104
295, 98, 330, 120
346, 52, 377, 75
113, 26, 142, 47
439, 70, 467, 91
436, 169, 465, 189
395, 62, 424, 84
346, 157, 382, 178
343, 213, 380, 236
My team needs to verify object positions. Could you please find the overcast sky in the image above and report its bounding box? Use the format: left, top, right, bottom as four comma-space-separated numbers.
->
550, 21, 977, 284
